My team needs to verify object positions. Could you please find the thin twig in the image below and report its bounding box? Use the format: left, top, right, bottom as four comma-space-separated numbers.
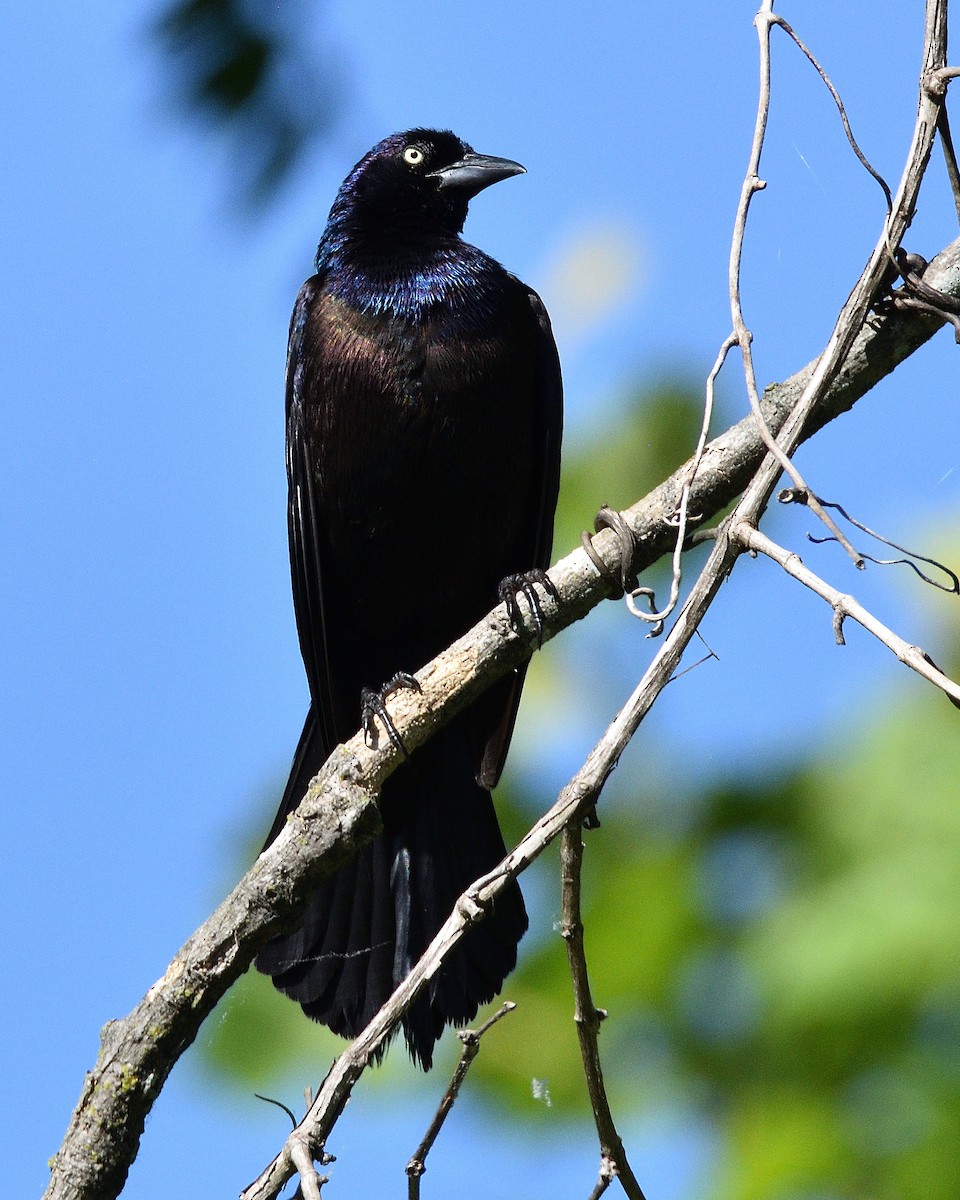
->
727, 1, 865, 566
239, 712, 646, 1200
772, 14, 893, 211
254, 1094, 298, 1129
624, 334, 736, 630
936, 103, 960, 224
780, 490, 960, 592
561, 824, 647, 1200
733, 522, 960, 704
725, 0, 950, 546
405, 1003, 516, 1200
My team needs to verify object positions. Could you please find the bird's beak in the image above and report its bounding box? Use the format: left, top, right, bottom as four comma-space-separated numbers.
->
427, 152, 526, 199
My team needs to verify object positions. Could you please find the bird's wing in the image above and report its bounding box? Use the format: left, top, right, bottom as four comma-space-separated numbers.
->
476, 283, 563, 789
260, 280, 340, 850
285, 279, 341, 756
526, 285, 564, 572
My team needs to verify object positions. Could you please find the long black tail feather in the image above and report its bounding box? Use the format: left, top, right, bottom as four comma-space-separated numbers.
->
256, 707, 527, 1069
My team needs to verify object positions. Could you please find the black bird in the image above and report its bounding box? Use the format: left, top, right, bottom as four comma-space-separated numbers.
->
256, 129, 562, 1068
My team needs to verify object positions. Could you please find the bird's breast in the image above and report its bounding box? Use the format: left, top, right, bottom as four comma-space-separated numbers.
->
300, 277, 540, 591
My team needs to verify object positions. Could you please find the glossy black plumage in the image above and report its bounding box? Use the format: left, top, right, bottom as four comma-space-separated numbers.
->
256, 129, 562, 1068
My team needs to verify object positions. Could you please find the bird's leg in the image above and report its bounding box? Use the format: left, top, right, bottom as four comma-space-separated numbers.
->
498, 569, 560, 649
361, 671, 422, 755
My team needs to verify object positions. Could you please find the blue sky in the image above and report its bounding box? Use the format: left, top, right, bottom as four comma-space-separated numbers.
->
5, 3, 960, 1197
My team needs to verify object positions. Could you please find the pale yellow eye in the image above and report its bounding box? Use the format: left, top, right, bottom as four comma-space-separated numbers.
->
403, 146, 425, 166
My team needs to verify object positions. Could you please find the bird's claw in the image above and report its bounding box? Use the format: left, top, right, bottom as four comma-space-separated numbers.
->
498, 569, 560, 648
360, 671, 422, 756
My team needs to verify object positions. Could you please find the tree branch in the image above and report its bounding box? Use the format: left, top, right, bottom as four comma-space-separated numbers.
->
44, 222, 960, 1199
732, 522, 960, 703
405, 1003, 516, 1200
561, 824, 646, 1200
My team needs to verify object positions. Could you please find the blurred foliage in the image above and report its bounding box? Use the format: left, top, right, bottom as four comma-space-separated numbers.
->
204, 382, 960, 1198
152, 0, 338, 205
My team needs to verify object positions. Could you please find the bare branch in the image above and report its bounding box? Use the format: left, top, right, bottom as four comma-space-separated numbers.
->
405, 1003, 516, 1200
289, 1137, 326, 1200
567, 4, 960, 863
728, 2, 866, 565
240, 736, 616, 1199
772, 14, 893, 211
732, 522, 960, 704
561, 824, 646, 1200
936, 102, 960, 223
721, 0, 950, 545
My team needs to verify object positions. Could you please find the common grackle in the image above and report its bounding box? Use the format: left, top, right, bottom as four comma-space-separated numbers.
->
256, 129, 563, 1068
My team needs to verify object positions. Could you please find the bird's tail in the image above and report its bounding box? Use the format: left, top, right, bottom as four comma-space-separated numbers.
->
255, 706, 527, 1068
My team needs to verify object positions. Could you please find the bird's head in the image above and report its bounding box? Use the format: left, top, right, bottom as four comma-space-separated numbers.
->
324, 129, 526, 244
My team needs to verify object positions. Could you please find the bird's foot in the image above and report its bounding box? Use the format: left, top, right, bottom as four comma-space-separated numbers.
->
361, 672, 422, 755
498, 568, 560, 649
